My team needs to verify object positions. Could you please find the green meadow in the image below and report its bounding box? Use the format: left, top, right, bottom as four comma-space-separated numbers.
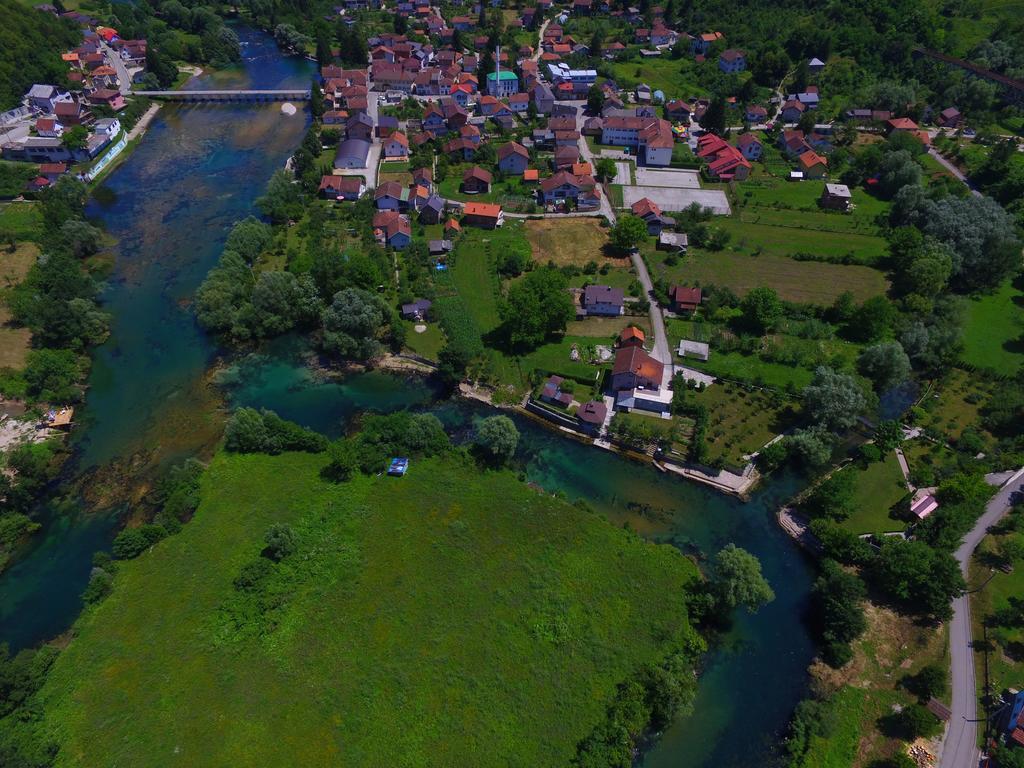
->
37, 451, 699, 767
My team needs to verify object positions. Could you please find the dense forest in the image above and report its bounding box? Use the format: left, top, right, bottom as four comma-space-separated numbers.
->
0, 1, 81, 110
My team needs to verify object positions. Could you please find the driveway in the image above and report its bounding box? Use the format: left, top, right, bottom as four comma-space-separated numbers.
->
633, 167, 701, 188
612, 161, 631, 185
939, 467, 1024, 768
621, 185, 731, 215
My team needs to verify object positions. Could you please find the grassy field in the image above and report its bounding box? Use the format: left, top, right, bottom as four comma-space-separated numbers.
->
524, 218, 611, 266
566, 316, 650, 338
686, 348, 815, 390
402, 321, 444, 361
648, 246, 889, 305
719, 217, 890, 266
795, 604, 949, 768
449, 227, 506, 334
838, 453, 910, 535
690, 383, 798, 467
606, 58, 705, 99
738, 179, 890, 242
917, 370, 996, 445
0, 242, 38, 370
37, 451, 700, 767
960, 278, 1024, 376
0, 202, 43, 241
969, 530, 1024, 713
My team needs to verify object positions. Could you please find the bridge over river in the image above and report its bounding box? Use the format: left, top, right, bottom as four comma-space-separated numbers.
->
132, 89, 311, 102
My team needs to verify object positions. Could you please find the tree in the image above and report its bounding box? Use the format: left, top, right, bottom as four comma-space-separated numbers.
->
871, 538, 965, 621
904, 663, 947, 702
494, 239, 531, 277
309, 76, 324, 119
701, 96, 727, 136
321, 287, 386, 360
858, 342, 912, 392
803, 367, 867, 432
586, 83, 605, 114
896, 704, 941, 740
263, 523, 297, 561
811, 558, 867, 667
61, 124, 88, 152
256, 170, 305, 224
250, 271, 321, 336
846, 296, 896, 343
224, 407, 271, 453
59, 219, 101, 258
474, 415, 519, 466
877, 149, 922, 198
787, 426, 835, 466
24, 348, 80, 402
609, 215, 648, 251
739, 287, 782, 334
321, 438, 358, 482
710, 544, 775, 613
225, 216, 274, 263
915, 195, 1022, 292
595, 157, 617, 182
498, 267, 575, 351
804, 470, 856, 521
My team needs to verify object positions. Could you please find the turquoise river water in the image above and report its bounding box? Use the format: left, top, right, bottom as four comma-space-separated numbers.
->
0, 29, 816, 768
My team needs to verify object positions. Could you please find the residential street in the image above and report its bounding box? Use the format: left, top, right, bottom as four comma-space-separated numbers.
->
99, 40, 133, 95
574, 108, 672, 368
939, 467, 1024, 768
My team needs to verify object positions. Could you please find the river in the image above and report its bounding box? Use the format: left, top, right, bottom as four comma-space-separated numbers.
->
0, 29, 815, 768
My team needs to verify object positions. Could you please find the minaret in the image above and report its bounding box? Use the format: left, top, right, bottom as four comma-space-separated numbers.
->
491, 46, 499, 96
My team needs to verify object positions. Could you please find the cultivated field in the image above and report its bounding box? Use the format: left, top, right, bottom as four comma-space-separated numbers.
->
651, 248, 889, 304
0, 242, 38, 370
524, 218, 611, 266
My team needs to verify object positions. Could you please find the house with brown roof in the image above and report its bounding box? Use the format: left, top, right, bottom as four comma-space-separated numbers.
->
630, 197, 675, 235
462, 166, 492, 194
736, 132, 763, 160
719, 49, 746, 73
383, 131, 409, 159
576, 400, 608, 434
318, 175, 365, 201
670, 285, 702, 314
443, 137, 477, 161
462, 202, 503, 229
497, 141, 530, 175
611, 346, 664, 391
372, 211, 412, 249
797, 149, 827, 178
665, 99, 692, 123
539, 171, 600, 208
618, 326, 646, 348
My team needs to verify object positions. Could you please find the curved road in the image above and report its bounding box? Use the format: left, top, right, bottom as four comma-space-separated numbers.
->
940, 467, 1024, 768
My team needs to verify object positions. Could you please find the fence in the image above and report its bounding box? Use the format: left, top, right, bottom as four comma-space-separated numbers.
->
84, 132, 128, 182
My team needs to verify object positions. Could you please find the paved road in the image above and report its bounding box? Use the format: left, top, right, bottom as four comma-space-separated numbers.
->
940, 467, 1024, 768
575, 109, 671, 370
100, 41, 133, 95
928, 148, 982, 198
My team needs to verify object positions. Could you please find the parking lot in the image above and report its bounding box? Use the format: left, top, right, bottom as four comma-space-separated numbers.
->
621, 185, 731, 215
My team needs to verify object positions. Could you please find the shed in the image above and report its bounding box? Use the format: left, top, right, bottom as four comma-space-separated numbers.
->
334, 138, 372, 169
678, 339, 709, 361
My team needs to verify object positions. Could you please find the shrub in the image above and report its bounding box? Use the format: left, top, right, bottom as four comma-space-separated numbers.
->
112, 524, 168, 559
263, 523, 297, 562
